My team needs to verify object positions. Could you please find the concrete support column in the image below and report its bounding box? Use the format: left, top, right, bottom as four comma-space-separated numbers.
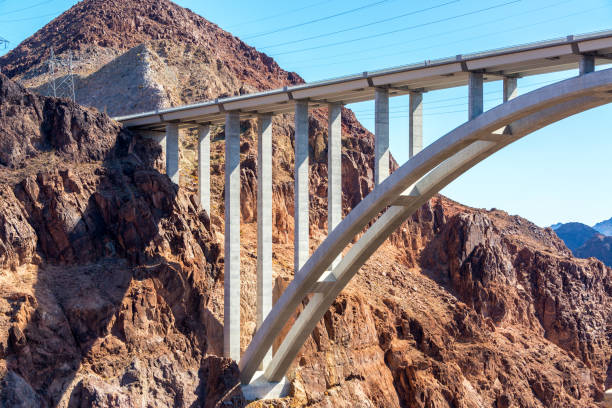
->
503, 77, 518, 102
375, 88, 390, 185
165, 123, 179, 184
198, 125, 211, 215
579, 55, 595, 75
328, 103, 342, 269
294, 100, 309, 275
257, 114, 273, 369
224, 111, 241, 362
468, 72, 484, 120
408, 92, 423, 159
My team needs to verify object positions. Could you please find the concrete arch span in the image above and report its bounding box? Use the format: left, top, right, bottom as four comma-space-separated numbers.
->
239, 68, 612, 384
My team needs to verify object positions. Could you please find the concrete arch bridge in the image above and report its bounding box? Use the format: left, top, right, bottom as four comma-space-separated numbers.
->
115, 30, 612, 398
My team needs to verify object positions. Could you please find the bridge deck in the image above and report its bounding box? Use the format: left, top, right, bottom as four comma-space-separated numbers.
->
114, 30, 612, 130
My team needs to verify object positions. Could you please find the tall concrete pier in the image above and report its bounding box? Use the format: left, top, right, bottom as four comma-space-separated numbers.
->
328, 103, 342, 268
294, 100, 310, 275
256, 114, 273, 369
375, 88, 389, 185
224, 111, 241, 361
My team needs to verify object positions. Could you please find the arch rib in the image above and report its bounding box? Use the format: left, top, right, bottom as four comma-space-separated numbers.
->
264, 94, 612, 381
239, 69, 612, 384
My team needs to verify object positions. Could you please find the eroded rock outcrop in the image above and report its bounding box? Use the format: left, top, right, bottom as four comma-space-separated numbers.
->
0, 0, 610, 406
0, 74, 241, 407
278, 200, 610, 407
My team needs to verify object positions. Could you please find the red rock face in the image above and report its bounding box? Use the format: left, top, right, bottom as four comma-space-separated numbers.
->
0, 0, 387, 251
286, 200, 610, 407
0, 74, 242, 407
0, 0, 610, 406
0, 0, 302, 91
418, 208, 611, 403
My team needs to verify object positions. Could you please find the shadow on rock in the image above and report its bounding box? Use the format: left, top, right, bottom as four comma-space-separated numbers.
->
0, 73, 242, 407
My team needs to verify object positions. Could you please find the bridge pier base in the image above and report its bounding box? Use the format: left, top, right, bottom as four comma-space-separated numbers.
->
241, 371, 290, 401
603, 388, 612, 407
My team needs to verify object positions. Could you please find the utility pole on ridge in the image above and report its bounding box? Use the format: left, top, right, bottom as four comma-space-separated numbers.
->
46, 48, 76, 102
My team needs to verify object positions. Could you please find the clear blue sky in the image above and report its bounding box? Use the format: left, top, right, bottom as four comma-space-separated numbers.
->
1, 0, 612, 227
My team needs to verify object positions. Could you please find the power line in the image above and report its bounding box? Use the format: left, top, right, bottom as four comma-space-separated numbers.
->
294, 1, 600, 72
286, 0, 576, 66
409, 79, 557, 105
271, 0, 522, 56
225, 0, 332, 29
260, 0, 460, 50
349, 78, 561, 114
0, 11, 62, 23
421, 109, 467, 117
356, 97, 503, 115
350, 79, 568, 119
351, 79, 558, 120
360, 108, 469, 118
1, 0, 53, 16
242, 0, 393, 40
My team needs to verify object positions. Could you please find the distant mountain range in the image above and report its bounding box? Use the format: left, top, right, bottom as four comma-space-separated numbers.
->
551, 219, 612, 266
593, 217, 612, 235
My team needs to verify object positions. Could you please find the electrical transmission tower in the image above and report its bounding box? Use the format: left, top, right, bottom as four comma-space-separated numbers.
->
46, 48, 76, 102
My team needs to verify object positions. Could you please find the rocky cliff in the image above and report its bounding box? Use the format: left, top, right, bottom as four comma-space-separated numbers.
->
0, 73, 244, 407
284, 200, 611, 407
0, 0, 302, 115
0, 0, 383, 235
0, 0, 610, 406
0, 72, 610, 406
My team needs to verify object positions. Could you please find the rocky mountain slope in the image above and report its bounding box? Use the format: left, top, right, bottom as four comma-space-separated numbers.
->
1, 73, 610, 407
0, 73, 243, 406
0, 0, 302, 116
0, 0, 611, 406
0, 0, 380, 231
